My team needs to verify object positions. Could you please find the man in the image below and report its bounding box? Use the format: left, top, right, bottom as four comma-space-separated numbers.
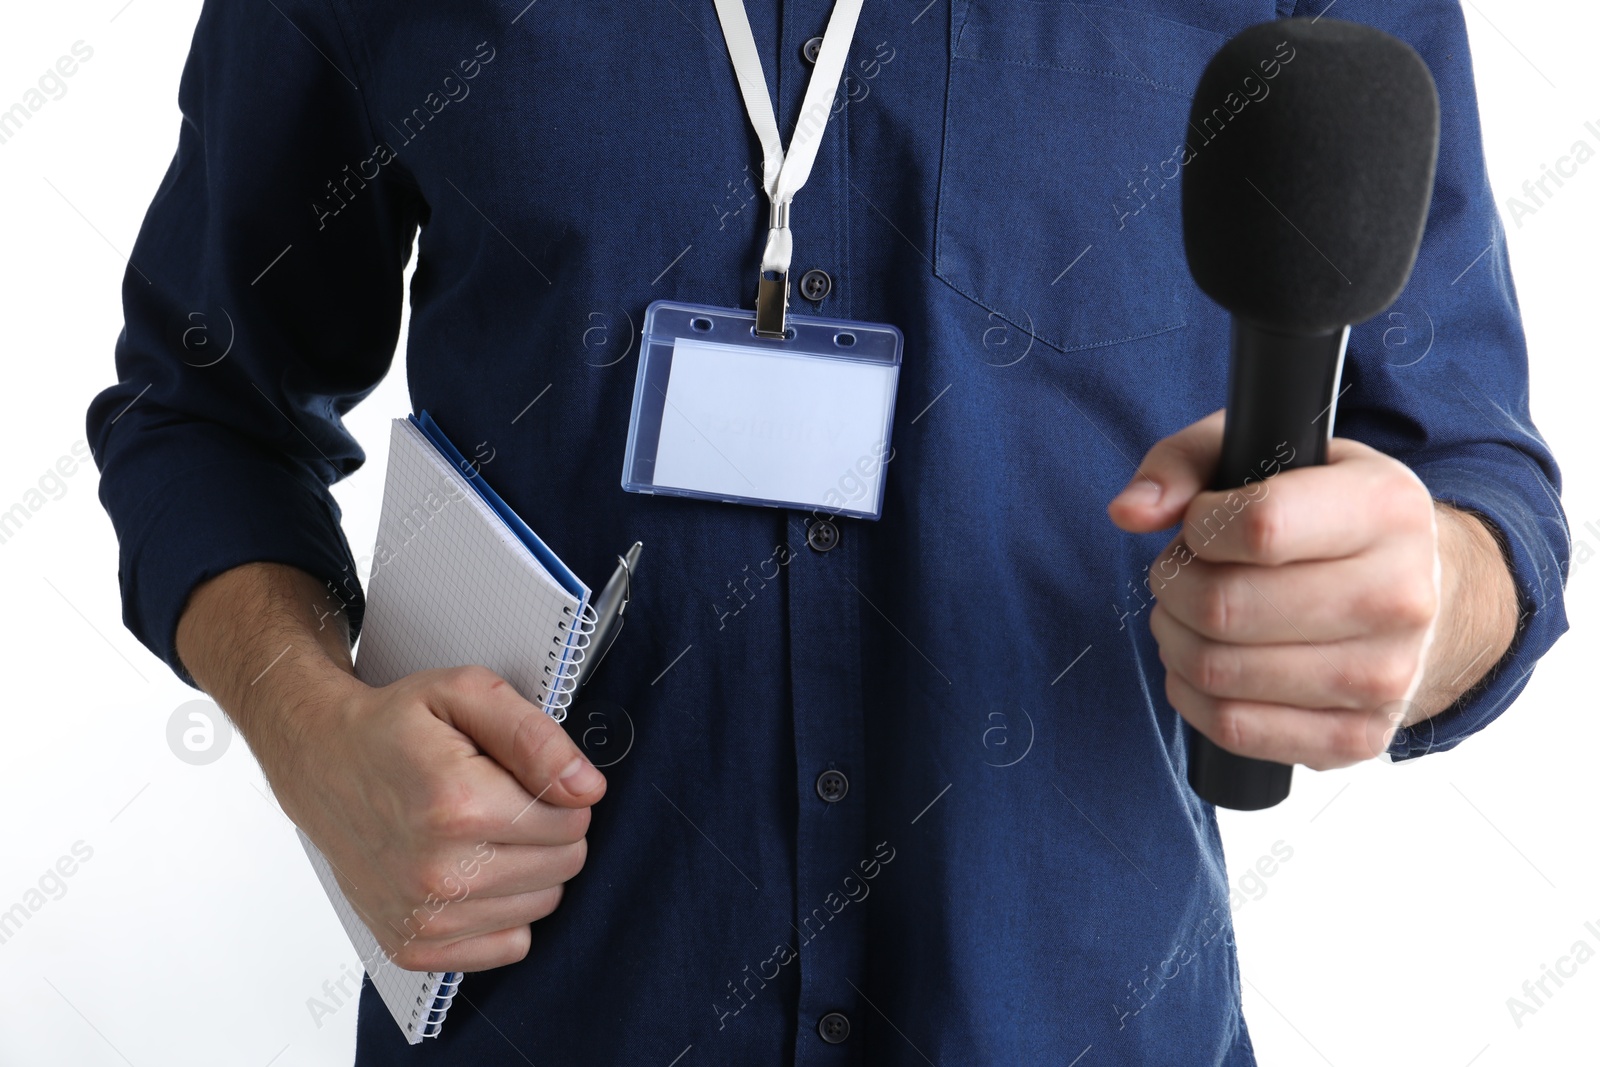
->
88, 0, 1566, 1063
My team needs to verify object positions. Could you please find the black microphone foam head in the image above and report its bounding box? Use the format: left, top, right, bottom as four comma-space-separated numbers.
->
1181, 18, 1440, 334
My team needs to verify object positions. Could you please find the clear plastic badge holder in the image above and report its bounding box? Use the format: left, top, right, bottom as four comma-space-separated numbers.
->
622, 300, 903, 520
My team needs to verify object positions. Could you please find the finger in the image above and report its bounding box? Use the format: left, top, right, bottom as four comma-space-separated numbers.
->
1150, 605, 1422, 711
392, 885, 567, 947
1150, 550, 1436, 644
1182, 438, 1433, 565
446, 759, 594, 846
423, 666, 605, 807
1165, 671, 1394, 771
387, 920, 535, 974
1108, 409, 1224, 533
418, 840, 589, 901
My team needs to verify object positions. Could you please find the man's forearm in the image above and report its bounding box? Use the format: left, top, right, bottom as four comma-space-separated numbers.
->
1409, 504, 1521, 724
174, 562, 365, 786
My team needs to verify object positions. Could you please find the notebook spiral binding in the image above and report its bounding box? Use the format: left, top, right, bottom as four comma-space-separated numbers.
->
542, 603, 599, 722
410, 970, 464, 1039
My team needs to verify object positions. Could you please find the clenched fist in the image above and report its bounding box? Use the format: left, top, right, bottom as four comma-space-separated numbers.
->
277, 665, 605, 971
1109, 410, 1518, 771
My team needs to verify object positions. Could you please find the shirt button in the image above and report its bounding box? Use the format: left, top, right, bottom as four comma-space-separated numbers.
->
815, 769, 849, 803
802, 36, 824, 64
806, 518, 840, 553
817, 1011, 851, 1044
799, 268, 832, 302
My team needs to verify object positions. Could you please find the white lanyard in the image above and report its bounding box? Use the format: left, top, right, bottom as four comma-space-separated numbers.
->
711, 0, 865, 335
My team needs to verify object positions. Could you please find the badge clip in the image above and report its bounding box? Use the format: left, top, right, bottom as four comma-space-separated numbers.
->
755, 269, 789, 338
755, 198, 792, 338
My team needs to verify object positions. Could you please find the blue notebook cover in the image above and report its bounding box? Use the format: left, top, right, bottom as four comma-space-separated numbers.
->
409, 411, 586, 602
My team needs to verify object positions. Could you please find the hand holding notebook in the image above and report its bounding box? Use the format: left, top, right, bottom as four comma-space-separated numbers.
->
289, 414, 612, 1043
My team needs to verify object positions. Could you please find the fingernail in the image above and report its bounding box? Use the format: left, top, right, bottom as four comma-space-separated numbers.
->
560, 757, 603, 795
1114, 480, 1163, 509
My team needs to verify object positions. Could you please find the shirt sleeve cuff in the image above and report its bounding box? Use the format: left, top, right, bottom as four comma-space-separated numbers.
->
1385, 448, 1570, 761
109, 451, 365, 687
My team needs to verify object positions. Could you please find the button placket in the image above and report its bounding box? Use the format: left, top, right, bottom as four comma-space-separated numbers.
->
782, 3, 865, 1061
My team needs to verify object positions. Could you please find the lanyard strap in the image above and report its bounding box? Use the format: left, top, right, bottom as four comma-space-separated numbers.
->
712, 0, 865, 334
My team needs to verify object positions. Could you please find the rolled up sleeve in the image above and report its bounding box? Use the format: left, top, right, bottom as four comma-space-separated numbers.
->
85, 0, 421, 682
1397, 442, 1569, 758
1295, 0, 1571, 758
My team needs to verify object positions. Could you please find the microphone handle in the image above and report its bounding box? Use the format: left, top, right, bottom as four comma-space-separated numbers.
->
1187, 319, 1350, 811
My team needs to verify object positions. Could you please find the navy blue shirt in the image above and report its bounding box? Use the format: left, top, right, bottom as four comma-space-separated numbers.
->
88, 0, 1569, 1063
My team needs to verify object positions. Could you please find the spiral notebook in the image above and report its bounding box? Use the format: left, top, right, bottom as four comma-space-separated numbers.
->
296, 411, 593, 1043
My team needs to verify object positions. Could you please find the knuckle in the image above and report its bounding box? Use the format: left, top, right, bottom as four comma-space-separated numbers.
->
1383, 471, 1435, 527
1197, 579, 1234, 638
1190, 643, 1238, 696
1356, 576, 1435, 631
1391, 579, 1439, 628
404, 853, 475, 904
396, 867, 431, 903
1359, 652, 1417, 701
1211, 703, 1250, 756
445, 664, 501, 697
511, 709, 566, 776
1241, 499, 1288, 562
437, 666, 475, 696
410, 861, 457, 903
416, 783, 478, 839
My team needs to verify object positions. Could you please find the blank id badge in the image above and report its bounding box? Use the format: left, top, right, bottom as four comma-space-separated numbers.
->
622, 300, 903, 520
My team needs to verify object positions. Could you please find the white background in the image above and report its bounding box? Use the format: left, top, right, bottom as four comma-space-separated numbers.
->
0, 2, 1594, 1065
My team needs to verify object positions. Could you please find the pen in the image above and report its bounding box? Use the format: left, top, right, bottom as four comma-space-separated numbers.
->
571, 541, 642, 699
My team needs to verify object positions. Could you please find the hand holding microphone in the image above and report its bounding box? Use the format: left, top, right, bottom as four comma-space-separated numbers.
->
1112, 18, 1449, 809
1110, 413, 1447, 799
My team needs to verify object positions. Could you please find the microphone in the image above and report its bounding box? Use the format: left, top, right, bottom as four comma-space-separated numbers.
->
1179, 18, 1440, 810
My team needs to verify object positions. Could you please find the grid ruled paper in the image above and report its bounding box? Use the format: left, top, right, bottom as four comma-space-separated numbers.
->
298, 417, 587, 1042
355, 418, 584, 711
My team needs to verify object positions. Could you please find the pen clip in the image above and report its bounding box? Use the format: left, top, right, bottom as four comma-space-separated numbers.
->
615, 552, 634, 616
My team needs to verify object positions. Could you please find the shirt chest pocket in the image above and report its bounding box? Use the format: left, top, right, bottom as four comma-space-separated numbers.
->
934, 1, 1229, 353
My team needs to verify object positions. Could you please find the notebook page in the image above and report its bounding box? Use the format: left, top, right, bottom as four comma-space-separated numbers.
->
354, 418, 588, 715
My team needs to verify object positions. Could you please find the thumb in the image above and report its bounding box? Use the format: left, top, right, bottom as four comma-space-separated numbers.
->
1107, 409, 1224, 533
429, 667, 605, 807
